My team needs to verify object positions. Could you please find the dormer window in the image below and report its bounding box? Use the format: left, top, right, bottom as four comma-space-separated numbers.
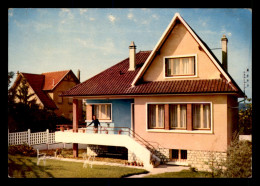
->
165, 55, 196, 77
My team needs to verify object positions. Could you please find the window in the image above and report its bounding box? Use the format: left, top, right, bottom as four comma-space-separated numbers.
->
147, 102, 211, 132
165, 56, 195, 77
172, 149, 179, 160
169, 104, 187, 129
148, 104, 165, 129
93, 104, 111, 120
192, 104, 211, 129
57, 91, 63, 104
171, 149, 187, 161
69, 111, 73, 121
68, 98, 73, 104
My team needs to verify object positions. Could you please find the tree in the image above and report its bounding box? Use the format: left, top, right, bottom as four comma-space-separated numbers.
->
8, 71, 14, 88
8, 72, 16, 105
238, 98, 252, 135
15, 77, 36, 107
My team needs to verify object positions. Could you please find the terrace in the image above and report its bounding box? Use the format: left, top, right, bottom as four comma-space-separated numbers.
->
55, 125, 161, 170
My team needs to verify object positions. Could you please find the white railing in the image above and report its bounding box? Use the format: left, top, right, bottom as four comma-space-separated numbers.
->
8, 129, 56, 146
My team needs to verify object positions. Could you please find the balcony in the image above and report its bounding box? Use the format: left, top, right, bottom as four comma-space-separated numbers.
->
55, 126, 160, 170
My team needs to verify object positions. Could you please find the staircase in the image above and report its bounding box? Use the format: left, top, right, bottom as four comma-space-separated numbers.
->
128, 128, 170, 165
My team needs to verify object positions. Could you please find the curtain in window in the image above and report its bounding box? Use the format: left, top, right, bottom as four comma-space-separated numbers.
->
101, 105, 106, 118
94, 105, 99, 118
107, 105, 111, 119
93, 104, 111, 120
203, 104, 210, 128
166, 57, 195, 76
192, 104, 201, 128
180, 105, 187, 128
166, 59, 172, 75
158, 105, 164, 128
173, 58, 180, 75
192, 104, 210, 129
182, 58, 189, 75
148, 104, 164, 128
170, 104, 178, 128
148, 105, 156, 128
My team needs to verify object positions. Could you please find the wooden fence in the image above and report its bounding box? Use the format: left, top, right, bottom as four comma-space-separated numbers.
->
8, 129, 55, 146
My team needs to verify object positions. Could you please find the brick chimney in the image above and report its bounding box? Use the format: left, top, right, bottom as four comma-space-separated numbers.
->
128, 41, 136, 71
221, 35, 228, 71
77, 69, 80, 82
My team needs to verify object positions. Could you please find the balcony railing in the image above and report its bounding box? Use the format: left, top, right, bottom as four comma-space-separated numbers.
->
57, 125, 131, 135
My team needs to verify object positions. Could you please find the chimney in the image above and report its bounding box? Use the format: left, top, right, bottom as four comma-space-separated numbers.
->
77, 69, 80, 82
221, 34, 228, 71
128, 41, 136, 71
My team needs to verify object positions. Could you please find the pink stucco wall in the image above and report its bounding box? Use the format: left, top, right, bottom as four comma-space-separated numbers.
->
133, 94, 232, 152
143, 22, 222, 82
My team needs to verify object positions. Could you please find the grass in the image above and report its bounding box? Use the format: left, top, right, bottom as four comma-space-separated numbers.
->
40, 149, 127, 164
144, 170, 213, 178
8, 154, 148, 178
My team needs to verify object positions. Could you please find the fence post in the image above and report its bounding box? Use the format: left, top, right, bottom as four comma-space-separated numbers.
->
28, 129, 31, 146
46, 129, 49, 150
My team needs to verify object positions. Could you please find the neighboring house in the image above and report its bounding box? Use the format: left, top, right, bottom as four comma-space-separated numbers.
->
11, 70, 82, 121
56, 13, 244, 170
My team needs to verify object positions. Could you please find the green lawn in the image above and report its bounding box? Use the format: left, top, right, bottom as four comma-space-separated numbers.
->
8, 154, 148, 178
144, 170, 213, 178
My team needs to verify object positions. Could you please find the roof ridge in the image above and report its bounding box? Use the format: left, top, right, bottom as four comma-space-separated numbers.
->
20, 72, 43, 76
41, 70, 70, 74
75, 50, 151, 85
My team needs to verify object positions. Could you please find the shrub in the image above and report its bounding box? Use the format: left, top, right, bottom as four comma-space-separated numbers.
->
222, 136, 252, 178
206, 132, 252, 178
8, 144, 37, 157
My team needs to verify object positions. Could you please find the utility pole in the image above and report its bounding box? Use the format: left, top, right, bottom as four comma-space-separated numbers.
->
243, 68, 249, 104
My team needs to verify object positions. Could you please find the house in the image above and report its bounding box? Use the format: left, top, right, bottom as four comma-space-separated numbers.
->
55, 13, 244, 171
11, 70, 82, 122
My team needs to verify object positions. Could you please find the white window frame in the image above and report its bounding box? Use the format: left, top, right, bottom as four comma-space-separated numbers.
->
86, 103, 112, 122
146, 102, 213, 134
163, 54, 198, 79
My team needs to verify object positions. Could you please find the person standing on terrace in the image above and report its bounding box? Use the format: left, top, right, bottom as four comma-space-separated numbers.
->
87, 115, 101, 133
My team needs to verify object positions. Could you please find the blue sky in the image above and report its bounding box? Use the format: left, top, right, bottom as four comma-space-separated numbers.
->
8, 8, 252, 99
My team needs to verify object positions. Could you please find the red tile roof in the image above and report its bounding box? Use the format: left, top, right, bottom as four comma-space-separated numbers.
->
21, 73, 57, 109
42, 70, 71, 90
62, 51, 243, 97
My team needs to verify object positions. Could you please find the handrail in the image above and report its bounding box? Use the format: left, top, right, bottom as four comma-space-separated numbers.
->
127, 128, 158, 157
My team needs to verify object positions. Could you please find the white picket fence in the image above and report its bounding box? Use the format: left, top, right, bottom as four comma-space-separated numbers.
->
8, 129, 55, 146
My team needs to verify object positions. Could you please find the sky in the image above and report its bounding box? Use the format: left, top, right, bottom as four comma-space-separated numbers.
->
8, 8, 252, 100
